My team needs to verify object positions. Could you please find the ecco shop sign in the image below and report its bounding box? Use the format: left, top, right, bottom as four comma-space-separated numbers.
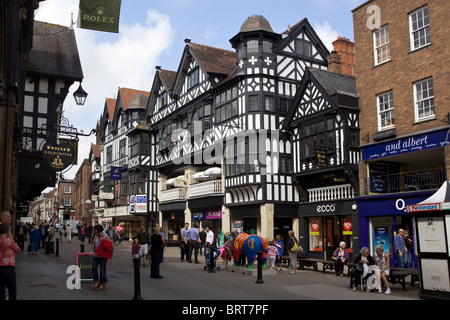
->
317, 204, 336, 213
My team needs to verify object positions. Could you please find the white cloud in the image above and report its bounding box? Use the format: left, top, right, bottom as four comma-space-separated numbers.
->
313, 21, 341, 52
35, 1, 175, 180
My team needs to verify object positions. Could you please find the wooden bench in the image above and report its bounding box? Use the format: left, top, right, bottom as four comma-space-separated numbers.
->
348, 266, 419, 290
388, 267, 419, 291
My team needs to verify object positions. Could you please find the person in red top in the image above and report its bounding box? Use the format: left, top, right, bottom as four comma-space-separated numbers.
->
0, 223, 21, 300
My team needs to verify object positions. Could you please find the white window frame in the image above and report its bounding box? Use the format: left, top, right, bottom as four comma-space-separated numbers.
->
377, 91, 395, 131
64, 185, 71, 194
414, 77, 435, 122
63, 197, 71, 207
373, 25, 391, 66
409, 6, 431, 51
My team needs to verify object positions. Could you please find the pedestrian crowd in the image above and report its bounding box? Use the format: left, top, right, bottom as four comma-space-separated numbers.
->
0, 209, 417, 299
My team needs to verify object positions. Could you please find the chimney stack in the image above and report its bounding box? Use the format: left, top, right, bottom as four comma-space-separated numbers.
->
328, 37, 356, 76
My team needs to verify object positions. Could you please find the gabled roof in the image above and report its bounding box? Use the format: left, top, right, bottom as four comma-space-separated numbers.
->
276, 18, 330, 62
188, 42, 236, 76
172, 41, 236, 97
27, 21, 83, 81
118, 87, 150, 111
90, 143, 101, 158
283, 67, 358, 128
158, 69, 177, 91
105, 98, 117, 121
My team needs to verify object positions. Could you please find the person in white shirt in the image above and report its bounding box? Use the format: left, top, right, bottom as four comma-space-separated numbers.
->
206, 226, 214, 247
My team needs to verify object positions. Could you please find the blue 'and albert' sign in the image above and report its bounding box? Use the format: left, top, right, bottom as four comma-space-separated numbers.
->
111, 166, 121, 180
362, 128, 450, 161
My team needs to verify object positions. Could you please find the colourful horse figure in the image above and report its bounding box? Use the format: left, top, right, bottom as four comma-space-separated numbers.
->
232, 233, 268, 269
232, 233, 249, 266
241, 235, 268, 269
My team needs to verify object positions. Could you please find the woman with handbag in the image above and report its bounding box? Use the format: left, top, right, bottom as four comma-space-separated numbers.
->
352, 247, 375, 292
332, 241, 349, 277
91, 225, 112, 291
287, 230, 299, 274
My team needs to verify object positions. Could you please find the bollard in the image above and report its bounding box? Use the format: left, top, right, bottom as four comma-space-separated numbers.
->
255, 252, 264, 284
80, 244, 85, 253
133, 258, 144, 300
55, 238, 60, 257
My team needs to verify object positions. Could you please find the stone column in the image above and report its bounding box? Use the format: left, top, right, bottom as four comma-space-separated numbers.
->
260, 203, 274, 240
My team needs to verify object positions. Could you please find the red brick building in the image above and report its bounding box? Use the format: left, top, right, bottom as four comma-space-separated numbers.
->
74, 159, 93, 224
353, 0, 450, 266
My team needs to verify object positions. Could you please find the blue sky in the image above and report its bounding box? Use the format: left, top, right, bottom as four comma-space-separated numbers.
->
35, 0, 366, 180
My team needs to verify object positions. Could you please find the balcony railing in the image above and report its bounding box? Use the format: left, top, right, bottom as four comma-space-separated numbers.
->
308, 184, 355, 202
367, 168, 446, 194
161, 188, 185, 203
189, 180, 223, 198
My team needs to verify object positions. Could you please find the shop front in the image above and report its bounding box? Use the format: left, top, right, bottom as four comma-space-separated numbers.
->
298, 200, 359, 260
357, 190, 436, 269
191, 207, 223, 243
160, 200, 186, 247
103, 205, 142, 240
229, 205, 260, 236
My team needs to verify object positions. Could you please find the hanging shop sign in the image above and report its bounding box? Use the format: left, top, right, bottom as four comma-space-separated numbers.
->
135, 195, 147, 213
111, 166, 121, 180
42, 139, 78, 172
130, 195, 135, 213
78, 0, 122, 33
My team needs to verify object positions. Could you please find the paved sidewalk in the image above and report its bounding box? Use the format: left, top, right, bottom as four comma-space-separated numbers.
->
14, 237, 422, 301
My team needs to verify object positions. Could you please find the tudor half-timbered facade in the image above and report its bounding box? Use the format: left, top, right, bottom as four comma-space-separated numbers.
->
283, 58, 360, 259
144, 15, 344, 244
96, 88, 151, 236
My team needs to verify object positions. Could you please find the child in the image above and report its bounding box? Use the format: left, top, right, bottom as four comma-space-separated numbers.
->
267, 240, 279, 270
132, 238, 140, 262
0, 223, 21, 300
220, 237, 233, 269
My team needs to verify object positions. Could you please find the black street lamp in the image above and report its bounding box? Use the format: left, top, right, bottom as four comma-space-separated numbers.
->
73, 83, 88, 106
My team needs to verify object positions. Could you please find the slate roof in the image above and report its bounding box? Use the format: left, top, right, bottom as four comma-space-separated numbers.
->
308, 67, 358, 97
27, 21, 83, 81
158, 69, 177, 91
188, 42, 236, 76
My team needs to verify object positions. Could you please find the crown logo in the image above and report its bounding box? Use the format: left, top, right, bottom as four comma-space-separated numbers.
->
96, 6, 105, 15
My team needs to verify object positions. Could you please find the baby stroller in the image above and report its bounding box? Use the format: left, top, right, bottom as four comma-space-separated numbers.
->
204, 246, 220, 273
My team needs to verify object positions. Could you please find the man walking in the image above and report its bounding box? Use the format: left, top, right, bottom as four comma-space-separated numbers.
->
186, 224, 200, 264
137, 225, 150, 267
394, 228, 406, 268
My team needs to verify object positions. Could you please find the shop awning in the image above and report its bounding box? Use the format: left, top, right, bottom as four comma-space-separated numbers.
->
407, 181, 450, 212
205, 167, 221, 176
192, 171, 209, 180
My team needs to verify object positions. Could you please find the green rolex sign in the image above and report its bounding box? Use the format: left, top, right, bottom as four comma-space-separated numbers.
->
78, 0, 122, 33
